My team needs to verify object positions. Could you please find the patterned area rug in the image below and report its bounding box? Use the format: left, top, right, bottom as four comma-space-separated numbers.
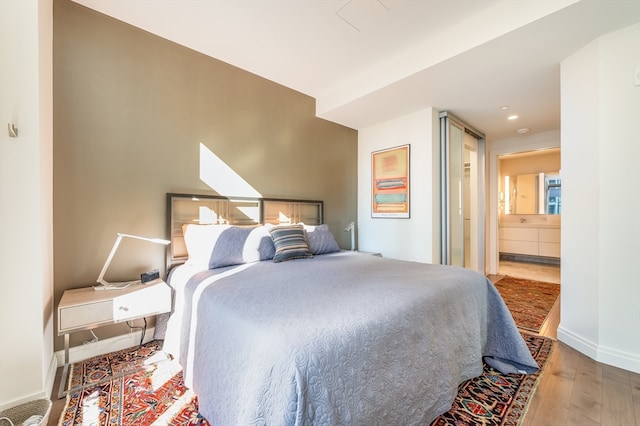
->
431, 332, 554, 425
493, 275, 560, 332
58, 341, 209, 425
59, 335, 553, 426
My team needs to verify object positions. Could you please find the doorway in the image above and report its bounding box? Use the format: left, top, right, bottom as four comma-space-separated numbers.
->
495, 149, 561, 277
487, 135, 561, 275
439, 112, 485, 273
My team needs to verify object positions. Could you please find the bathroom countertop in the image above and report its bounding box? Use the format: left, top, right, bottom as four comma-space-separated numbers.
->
499, 222, 560, 229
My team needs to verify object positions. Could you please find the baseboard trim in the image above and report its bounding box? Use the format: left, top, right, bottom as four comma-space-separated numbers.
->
54, 327, 158, 367
557, 326, 598, 358
597, 344, 640, 374
557, 325, 640, 373
0, 389, 50, 413
46, 351, 57, 400
499, 252, 560, 265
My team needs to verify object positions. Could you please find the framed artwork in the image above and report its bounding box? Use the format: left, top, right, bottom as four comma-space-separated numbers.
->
371, 144, 410, 218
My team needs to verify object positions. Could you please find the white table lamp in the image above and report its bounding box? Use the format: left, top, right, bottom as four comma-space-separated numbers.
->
344, 221, 356, 251
95, 233, 171, 291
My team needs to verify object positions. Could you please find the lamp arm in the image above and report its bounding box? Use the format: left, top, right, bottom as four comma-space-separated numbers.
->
118, 233, 170, 244
97, 234, 124, 286
95, 232, 172, 288
350, 227, 355, 251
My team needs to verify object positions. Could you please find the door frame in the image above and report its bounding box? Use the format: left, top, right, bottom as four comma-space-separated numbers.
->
487, 133, 561, 274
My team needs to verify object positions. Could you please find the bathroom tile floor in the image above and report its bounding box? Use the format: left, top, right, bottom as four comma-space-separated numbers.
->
496, 259, 560, 284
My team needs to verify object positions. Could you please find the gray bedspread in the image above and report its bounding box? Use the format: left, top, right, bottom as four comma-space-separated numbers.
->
163, 251, 538, 425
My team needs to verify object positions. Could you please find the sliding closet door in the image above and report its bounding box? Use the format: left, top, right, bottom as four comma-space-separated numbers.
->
447, 122, 465, 266
463, 132, 479, 269
440, 112, 486, 272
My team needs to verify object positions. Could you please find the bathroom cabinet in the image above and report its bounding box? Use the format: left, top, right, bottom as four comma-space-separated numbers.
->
499, 225, 560, 258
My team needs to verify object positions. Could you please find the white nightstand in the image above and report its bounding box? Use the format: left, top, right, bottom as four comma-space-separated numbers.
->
57, 278, 171, 397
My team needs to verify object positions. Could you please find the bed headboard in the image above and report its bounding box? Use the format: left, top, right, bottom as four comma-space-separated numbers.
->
166, 193, 323, 269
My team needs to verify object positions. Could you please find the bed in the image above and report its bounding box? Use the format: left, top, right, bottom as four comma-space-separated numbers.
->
160, 194, 538, 425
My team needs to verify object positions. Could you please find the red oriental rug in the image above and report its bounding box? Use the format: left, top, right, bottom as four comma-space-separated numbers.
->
493, 275, 560, 333
59, 335, 553, 426
431, 331, 554, 425
58, 341, 209, 425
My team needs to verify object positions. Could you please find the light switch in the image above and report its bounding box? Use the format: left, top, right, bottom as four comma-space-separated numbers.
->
7, 123, 18, 138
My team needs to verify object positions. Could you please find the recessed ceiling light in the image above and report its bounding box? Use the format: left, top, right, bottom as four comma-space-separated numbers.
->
500, 105, 509, 110
516, 128, 530, 134
508, 115, 518, 120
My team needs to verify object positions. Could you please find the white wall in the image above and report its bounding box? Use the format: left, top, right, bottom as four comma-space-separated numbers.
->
357, 108, 440, 262
559, 23, 640, 373
0, 0, 55, 409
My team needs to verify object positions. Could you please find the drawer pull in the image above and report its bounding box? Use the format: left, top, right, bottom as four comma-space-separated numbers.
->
119, 306, 129, 312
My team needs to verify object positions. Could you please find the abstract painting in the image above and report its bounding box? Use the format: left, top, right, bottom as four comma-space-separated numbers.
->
371, 144, 410, 218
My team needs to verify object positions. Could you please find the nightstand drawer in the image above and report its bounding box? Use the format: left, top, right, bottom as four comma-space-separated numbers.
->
60, 300, 113, 332
111, 284, 171, 321
58, 279, 171, 335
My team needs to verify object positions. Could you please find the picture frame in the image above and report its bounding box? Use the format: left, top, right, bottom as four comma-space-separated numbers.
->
371, 144, 410, 218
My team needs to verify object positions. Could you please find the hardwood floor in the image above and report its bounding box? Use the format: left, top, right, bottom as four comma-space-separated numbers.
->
47, 260, 639, 425
492, 259, 640, 426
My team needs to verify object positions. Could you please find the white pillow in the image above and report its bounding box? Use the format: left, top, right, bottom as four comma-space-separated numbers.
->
182, 224, 231, 268
182, 224, 275, 269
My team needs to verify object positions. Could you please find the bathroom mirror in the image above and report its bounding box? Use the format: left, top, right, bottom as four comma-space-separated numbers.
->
504, 172, 561, 215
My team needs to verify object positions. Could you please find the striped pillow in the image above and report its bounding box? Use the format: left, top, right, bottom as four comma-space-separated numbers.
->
269, 224, 313, 263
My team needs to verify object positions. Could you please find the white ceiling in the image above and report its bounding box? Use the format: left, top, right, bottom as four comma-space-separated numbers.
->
73, 0, 639, 140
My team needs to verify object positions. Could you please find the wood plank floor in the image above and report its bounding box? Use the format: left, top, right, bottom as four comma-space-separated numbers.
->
47, 260, 639, 425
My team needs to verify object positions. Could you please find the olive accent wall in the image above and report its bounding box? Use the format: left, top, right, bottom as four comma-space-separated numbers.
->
53, 0, 357, 349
